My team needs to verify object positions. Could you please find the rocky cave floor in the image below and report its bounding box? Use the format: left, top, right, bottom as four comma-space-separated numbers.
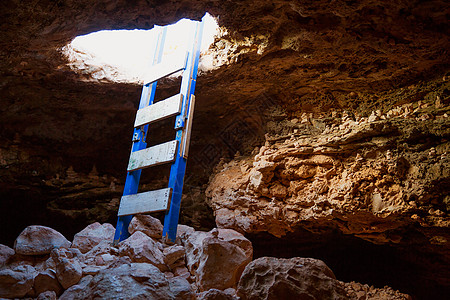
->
1, 0, 449, 299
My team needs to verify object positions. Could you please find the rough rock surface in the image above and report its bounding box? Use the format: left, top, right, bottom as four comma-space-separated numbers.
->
179, 226, 253, 291
237, 257, 347, 300
118, 231, 167, 271
0, 222, 410, 299
14, 226, 71, 256
129, 214, 164, 239
0, 244, 15, 267
0, 265, 35, 298
71, 222, 115, 254
51, 248, 83, 289
34, 269, 63, 296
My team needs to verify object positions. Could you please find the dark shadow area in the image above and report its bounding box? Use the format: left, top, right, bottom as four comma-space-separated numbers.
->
247, 229, 450, 300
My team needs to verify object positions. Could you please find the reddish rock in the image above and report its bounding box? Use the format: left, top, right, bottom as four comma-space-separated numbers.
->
72, 222, 115, 254
59, 275, 93, 300
37, 290, 57, 300
61, 263, 192, 299
14, 225, 70, 256
0, 265, 35, 298
129, 214, 164, 239
118, 231, 166, 271
163, 245, 186, 270
34, 269, 63, 296
0, 244, 15, 267
237, 257, 347, 300
197, 288, 238, 300
180, 227, 252, 292
51, 248, 82, 289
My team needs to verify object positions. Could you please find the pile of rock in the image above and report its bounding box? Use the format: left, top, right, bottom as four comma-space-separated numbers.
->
0, 216, 411, 299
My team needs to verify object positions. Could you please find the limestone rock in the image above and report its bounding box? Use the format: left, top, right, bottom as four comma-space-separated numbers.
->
14, 225, 71, 255
163, 245, 186, 270
180, 227, 252, 292
51, 248, 83, 289
37, 290, 57, 300
129, 214, 164, 239
118, 231, 166, 271
198, 288, 238, 300
0, 244, 15, 267
0, 265, 35, 298
59, 275, 93, 300
34, 269, 63, 295
237, 257, 347, 300
72, 222, 115, 254
61, 263, 192, 300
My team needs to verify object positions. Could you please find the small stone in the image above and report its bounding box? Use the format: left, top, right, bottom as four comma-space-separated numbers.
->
118, 231, 167, 271
37, 290, 57, 300
34, 269, 63, 296
0, 244, 15, 267
72, 222, 115, 254
128, 214, 163, 239
52, 248, 83, 289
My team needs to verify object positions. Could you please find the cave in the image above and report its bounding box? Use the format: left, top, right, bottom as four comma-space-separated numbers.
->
0, 1, 449, 299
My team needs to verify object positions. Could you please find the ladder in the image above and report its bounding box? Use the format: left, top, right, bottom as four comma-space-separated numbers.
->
113, 16, 205, 245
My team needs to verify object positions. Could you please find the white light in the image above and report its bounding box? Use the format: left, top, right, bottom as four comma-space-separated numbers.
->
63, 13, 220, 83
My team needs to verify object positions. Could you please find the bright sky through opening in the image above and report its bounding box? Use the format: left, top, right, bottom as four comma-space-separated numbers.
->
63, 13, 219, 83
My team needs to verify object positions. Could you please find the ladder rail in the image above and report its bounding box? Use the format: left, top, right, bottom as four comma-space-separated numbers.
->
162, 18, 205, 243
113, 26, 168, 245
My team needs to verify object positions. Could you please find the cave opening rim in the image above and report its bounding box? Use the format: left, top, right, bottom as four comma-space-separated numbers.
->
61, 12, 221, 84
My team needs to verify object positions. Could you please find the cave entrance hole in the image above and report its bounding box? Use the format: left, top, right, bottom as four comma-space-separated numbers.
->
62, 13, 220, 83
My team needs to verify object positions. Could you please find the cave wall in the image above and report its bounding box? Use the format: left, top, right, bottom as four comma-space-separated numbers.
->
0, 0, 449, 298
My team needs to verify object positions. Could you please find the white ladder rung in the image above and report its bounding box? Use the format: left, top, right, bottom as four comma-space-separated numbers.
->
127, 140, 178, 171
143, 52, 188, 85
117, 188, 172, 216
134, 94, 183, 127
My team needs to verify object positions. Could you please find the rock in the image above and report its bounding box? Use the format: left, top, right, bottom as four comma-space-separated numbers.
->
237, 257, 347, 300
0, 265, 35, 298
34, 269, 63, 295
37, 290, 57, 300
59, 275, 93, 300
83, 239, 118, 267
198, 288, 238, 300
0, 244, 15, 267
72, 222, 115, 254
14, 225, 71, 255
180, 228, 252, 292
163, 245, 186, 270
129, 214, 164, 239
118, 231, 167, 271
51, 248, 83, 289
61, 263, 193, 299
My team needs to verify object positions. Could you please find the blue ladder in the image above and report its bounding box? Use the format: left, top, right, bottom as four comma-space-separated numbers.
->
113, 17, 204, 245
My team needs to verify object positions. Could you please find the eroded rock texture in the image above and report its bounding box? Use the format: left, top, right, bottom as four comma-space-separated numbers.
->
0, 0, 449, 299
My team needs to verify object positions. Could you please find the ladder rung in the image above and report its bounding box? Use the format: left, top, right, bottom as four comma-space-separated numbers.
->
134, 94, 183, 128
118, 188, 172, 216
143, 52, 188, 85
128, 140, 178, 171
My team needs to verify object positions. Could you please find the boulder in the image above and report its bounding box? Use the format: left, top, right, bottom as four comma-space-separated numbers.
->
51, 248, 83, 289
72, 222, 115, 254
0, 244, 15, 267
237, 257, 348, 300
61, 263, 192, 299
14, 225, 71, 255
59, 275, 93, 300
197, 288, 238, 300
118, 231, 166, 271
0, 265, 35, 298
83, 239, 118, 267
34, 269, 63, 295
163, 245, 186, 270
37, 290, 57, 300
129, 214, 163, 239
179, 228, 252, 292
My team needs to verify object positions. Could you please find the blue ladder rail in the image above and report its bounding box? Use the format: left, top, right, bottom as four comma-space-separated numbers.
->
113, 16, 204, 245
